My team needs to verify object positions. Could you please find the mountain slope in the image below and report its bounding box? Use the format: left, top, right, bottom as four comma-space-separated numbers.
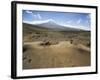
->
23, 21, 83, 31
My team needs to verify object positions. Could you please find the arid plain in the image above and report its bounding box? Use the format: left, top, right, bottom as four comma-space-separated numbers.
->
23, 23, 91, 69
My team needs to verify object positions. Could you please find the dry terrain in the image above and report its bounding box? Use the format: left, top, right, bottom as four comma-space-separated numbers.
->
23, 23, 91, 69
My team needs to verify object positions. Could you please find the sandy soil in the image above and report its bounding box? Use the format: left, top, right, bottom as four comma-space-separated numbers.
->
23, 41, 90, 69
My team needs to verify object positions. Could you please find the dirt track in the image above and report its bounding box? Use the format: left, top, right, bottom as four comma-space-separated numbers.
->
23, 41, 90, 69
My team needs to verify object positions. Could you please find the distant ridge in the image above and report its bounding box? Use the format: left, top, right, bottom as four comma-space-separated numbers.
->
23, 19, 90, 31
23, 20, 86, 31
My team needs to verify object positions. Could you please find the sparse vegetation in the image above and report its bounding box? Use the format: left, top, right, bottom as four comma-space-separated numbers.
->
28, 59, 32, 63
70, 40, 73, 44
23, 23, 91, 69
86, 42, 90, 47
40, 41, 51, 46
23, 45, 28, 52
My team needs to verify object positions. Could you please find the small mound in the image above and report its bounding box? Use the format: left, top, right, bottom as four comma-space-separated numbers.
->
39, 40, 59, 46
40, 41, 51, 46
23, 44, 32, 52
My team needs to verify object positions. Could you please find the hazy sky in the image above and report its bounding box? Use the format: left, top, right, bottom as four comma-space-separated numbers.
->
22, 10, 91, 30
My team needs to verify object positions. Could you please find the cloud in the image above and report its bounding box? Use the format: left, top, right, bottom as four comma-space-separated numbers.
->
32, 13, 42, 20
23, 18, 55, 25
25, 10, 34, 17
33, 15, 37, 18
86, 14, 91, 20
77, 19, 82, 24
64, 24, 90, 31
66, 20, 72, 24
37, 13, 42, 20
25, 10, 33, 14
86, 14, 91, 24
25, 11, 42, 20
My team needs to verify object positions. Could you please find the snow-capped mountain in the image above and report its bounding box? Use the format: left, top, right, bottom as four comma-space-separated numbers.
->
23, 19, 88, 31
